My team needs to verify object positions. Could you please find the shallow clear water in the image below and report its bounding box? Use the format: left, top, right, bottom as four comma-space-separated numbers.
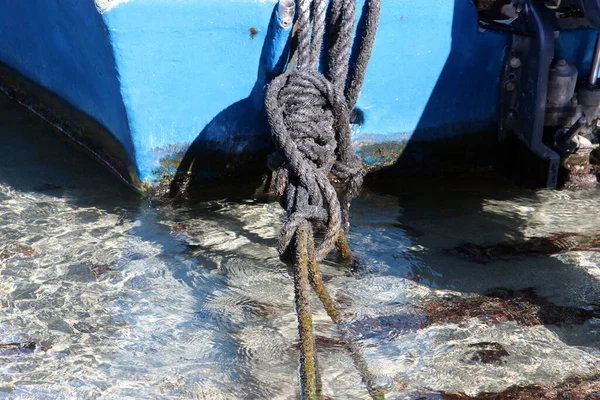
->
2, 91, 600, 399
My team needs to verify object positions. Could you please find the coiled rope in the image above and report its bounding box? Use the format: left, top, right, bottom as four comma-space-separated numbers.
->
264, 0, 381, 398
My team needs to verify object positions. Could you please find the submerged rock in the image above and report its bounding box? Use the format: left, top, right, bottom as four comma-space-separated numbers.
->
32, 183, 62, 192
450, 232, 600, 264
0, 342, 36, 353
466, 342, 509, 365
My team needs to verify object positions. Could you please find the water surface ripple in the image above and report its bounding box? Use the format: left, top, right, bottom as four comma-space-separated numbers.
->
2, 93, 600, 398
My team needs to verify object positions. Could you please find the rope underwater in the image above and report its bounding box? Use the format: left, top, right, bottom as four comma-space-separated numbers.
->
264, 0, 381, 398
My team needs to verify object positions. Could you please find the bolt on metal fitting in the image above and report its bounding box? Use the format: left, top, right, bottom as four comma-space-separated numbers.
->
509, 57, 521, 69
278, 0, 296, 28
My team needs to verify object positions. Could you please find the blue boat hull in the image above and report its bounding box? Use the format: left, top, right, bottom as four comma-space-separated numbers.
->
0, 0, 599, 191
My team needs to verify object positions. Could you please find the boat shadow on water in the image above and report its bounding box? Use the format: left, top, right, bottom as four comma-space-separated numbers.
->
0, 90, 139, 212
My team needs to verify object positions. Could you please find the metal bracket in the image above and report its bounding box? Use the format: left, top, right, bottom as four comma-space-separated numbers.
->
498, 0, 560, 188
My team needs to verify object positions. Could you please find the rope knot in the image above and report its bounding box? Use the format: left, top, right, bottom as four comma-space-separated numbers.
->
266, 70, 348, 260
267, 71, 352, 172
277, 72, 340, 171
264, 1, 382, 398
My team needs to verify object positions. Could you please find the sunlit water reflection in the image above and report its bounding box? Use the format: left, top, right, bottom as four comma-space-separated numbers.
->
1, 92, 600, 399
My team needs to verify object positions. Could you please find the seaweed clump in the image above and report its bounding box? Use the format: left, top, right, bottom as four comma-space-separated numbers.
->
417, 373, 600, 399
421, 287, 600, 327
0, 242, 36, 259
421, 292, 540, 327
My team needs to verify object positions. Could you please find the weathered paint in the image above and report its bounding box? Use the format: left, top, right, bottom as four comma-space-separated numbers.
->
96, 0, 130, 13
0, 0, 134, 165
2, 0, 600, 189
356, 141, 408, 171
99, 0, 511, 184
102, 0, 276, 183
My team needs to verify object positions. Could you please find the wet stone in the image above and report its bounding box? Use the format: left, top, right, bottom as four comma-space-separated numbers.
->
75, 210, 101, 223
73, 322, 96, 334
0, 342, 36, 353
393, 221, 425, 238
19, 342, 36, 351
65, 263, 98, 282
11, 283, 39, 300
349, 314, 427, 341
32, 183, 62, 192
466, 342, 509, 365
89, 262, 113, 277
42, 317, 73, 334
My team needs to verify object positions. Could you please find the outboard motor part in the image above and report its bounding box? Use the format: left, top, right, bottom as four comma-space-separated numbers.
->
578, 32, 600, 120
498, 0, 560, 187
589, 32, 600, 86
545, 58, 580, 127
554, 115, 588, 155
579, 86, 600, 120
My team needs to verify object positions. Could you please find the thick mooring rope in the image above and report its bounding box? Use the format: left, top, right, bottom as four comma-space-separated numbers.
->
265, 0, 381, 398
